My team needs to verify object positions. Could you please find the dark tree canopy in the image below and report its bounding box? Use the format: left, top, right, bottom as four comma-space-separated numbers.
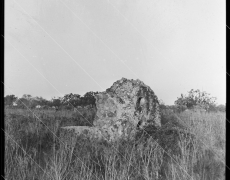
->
82, 91, 99, 107
4, 95, 17, 106
51, 98, 62, 108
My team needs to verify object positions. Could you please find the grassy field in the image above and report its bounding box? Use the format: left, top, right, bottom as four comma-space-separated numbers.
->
4, 108, 225, 180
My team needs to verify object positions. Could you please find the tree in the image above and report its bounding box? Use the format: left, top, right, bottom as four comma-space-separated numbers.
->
51, 97, 61, 108
61, 93, 81, 107
62, 93, 73, 105
18, 94, 34, 108
17, 98, 30, 109
30, 98, 40, 109
83, 91, 99, 107
208, 104, 218, 112
22, 94, 32, 100
35, 96, 49, 106
175, 89, 217, 111
159, 99, 167, 110
4, 95, 17, 106
216, 104, 225, 112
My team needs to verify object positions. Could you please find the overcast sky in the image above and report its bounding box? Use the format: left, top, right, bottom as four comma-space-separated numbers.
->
5, 0, 225, 105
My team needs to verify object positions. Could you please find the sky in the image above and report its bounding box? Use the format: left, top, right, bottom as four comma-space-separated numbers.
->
5, 0, 225, 105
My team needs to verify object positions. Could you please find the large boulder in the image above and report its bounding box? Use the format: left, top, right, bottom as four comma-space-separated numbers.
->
60, 78, 161, 142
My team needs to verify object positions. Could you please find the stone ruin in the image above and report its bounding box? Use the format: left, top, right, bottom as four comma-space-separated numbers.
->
61, 78, 161, 142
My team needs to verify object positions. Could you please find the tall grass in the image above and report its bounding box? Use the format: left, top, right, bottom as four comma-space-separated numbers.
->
4, 108, 225, 180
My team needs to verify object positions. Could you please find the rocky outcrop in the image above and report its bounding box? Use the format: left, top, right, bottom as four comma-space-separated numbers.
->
60, 78, 161, 142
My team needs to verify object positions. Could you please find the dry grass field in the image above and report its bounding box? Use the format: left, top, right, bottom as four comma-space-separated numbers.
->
4, 108, 225, 180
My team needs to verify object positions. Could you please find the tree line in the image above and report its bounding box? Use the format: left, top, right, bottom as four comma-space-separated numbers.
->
5, 89, 225, 112
4, 91, 99, 110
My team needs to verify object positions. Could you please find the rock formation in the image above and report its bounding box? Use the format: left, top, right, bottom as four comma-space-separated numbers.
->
60, 78, 161, 142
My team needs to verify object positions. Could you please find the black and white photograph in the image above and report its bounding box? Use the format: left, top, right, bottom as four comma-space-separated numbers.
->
4, 0, 226, 179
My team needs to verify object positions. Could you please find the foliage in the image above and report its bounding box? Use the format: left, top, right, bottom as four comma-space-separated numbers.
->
61, 93, 81, 107
61, 91, 99, 108
22, 94, 32, 100
82, 91, 99, 107
4, 91, 99, 110
159, 99, 167, 110
4, 94, 17, 106
166, 105, 178, 113
51, 97, 62, 108
216, 104, 225, 112
175, 89, 217, 111
34, 96, 49, 106
16, 98, 30, 109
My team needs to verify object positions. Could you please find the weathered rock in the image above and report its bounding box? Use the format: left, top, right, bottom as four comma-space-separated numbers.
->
61, 78, 161, 142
